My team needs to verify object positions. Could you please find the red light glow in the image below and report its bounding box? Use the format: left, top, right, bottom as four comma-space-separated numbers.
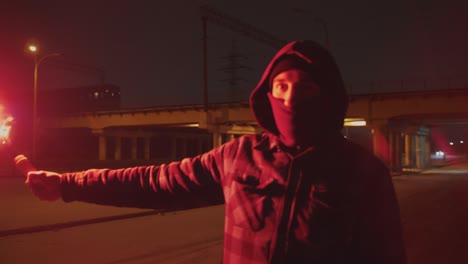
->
372, 127, 390, 163
0, 105, 14, 145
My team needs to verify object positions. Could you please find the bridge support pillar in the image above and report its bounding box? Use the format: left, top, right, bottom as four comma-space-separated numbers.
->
226, 134, 235, 142
404, 134, 412, 167
131, 137, 138, 160
178, 137, 187, 158
99, 136, 106, 161
415, 133, 431, 169
144, 137, 151, 160
415, 135, 422, 169
170, 137, 177, 160
389, 131, 402, 171
197, 137, 203, 154
212, 131, 222, 148
401, 126, 430, 171
114, 136, 122, 161
425, 139, 431, 168
370, 124, 409, 172
92, 129, 107, 161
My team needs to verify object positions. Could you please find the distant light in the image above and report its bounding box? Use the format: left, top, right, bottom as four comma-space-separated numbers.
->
28, 45, 37, 53
343, 118, 367, 126
183, 123, 199, 128
460, 140, 464, 144
436, 151, 445, 157
344, 120, 366, 127
449, 142, 454, 145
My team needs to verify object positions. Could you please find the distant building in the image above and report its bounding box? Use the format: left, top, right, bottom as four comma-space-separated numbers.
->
39, 84, 121, 116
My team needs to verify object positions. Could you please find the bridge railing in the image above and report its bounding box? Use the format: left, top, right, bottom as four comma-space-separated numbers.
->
346, 77, 468, 95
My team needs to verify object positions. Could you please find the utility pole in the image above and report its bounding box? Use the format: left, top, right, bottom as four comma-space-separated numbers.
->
219, 39, 250, 102
200, 4, 287, 110
26, 43, 62, 161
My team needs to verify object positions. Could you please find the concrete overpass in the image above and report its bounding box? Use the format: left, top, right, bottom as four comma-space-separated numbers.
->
347, 88, 468, 172
40, 88, 468, 172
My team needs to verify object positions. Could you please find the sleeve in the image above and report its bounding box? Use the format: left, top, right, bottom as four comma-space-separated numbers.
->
351, 161, 407, 264
59, 141, 235, 210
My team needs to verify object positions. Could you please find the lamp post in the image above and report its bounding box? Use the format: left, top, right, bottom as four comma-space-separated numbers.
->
27, 44, 62, 161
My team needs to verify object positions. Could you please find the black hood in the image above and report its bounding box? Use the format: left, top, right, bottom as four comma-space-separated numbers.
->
249, 40, 348, 135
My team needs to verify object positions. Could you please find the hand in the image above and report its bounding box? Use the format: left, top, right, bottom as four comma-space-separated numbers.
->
25, 170, 62, 201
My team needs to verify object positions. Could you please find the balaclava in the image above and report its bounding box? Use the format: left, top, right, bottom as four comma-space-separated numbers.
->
249, 40, 348, 149
267, 55, 319, 147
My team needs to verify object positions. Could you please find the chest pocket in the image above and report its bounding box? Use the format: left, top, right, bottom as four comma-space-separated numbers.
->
228, 167, 284, 231
295, 181, 353, 247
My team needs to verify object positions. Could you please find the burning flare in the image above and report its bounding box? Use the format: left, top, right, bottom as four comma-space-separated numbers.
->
1, 117, 14, 145
0, 105, 14, 145
0, 104, 37, 176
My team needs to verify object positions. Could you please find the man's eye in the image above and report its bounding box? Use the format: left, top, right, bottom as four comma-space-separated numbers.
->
276, 83, 288, 91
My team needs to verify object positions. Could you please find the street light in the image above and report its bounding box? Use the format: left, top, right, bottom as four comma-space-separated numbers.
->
27, 43, 62, 161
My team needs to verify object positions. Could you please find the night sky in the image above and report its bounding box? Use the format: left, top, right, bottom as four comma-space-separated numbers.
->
1, 0, 467, 112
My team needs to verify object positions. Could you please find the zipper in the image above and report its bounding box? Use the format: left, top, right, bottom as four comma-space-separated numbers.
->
269, 152, 307, 263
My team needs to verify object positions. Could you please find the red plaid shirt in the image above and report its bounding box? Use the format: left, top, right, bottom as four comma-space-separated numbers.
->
61, 133, 406, 264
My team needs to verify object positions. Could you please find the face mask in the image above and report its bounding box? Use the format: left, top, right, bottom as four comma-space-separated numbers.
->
267, 92, 323, 148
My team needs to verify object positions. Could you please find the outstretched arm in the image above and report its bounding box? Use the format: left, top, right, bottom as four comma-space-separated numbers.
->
27, 141, 234, 210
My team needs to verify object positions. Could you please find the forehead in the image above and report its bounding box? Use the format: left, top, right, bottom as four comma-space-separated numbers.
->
271, 69, 313, 82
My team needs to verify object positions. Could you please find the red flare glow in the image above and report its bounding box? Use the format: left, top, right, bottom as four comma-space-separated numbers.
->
0, 105, 14, 145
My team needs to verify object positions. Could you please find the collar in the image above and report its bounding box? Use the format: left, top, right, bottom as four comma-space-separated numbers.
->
253, 131, 346, 156
253, 132, 315, 156
254, 132, 281, 152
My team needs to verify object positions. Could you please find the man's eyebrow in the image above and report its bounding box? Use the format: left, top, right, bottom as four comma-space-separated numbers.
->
273, 79, 315, 83
272, 78, 286, 83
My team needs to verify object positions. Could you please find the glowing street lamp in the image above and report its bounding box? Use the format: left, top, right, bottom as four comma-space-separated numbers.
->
28, 45, 37, 53
0, 107, 38, 176
26, 42, 62, 161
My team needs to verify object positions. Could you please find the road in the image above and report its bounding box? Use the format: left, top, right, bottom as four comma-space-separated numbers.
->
396, 163, 468, 264
1, 163, 468, 263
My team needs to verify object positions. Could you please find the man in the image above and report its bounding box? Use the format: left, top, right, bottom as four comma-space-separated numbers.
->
26, 40, 406, 263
